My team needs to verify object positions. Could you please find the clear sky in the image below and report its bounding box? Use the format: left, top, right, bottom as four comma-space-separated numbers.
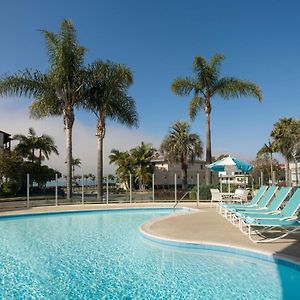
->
0, 0, 299, 175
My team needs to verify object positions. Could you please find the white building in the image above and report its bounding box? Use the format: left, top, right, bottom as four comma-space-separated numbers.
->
219, 171, 249, 186
152, 153, 217, 188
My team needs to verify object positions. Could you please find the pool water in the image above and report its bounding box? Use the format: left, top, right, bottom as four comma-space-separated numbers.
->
0, 209, 299, 299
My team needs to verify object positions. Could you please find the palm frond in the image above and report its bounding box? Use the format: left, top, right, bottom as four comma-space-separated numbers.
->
189, 95, 204, 121
0, 70, 45, 98
213, 77, 263, 101
171, 77, 195, 96
209, 54, 225, 79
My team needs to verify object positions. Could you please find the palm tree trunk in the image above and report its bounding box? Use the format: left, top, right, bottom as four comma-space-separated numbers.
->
97, 136, 104, 200
285, 158, 290, 186
270, 153, 274, 185
65, 109, 74, 200
96, 114, 105, 200
181, 156, 188, 191
66, 127, 73, 200
205, 110, 212, 184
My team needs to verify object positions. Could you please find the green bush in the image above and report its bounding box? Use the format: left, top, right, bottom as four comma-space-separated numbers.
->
1, 181, 20, 196
189, 184, 218, 200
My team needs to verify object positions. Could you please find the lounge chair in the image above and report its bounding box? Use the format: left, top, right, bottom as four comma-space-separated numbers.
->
228, 186, 278, 223
241, 188, 300, 242
243, 217, 300, 243
235, 187, 292, 218
244, 188, 300, 222
218, 185, 268, 216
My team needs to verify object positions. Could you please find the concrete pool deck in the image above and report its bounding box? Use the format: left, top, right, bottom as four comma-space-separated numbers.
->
1, 202, 299, 263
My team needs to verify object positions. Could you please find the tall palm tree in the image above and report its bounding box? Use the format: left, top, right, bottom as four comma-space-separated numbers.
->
271, 118, 300, 185
171, 54, 262, 184
160, 121, 202, 191
13, 127, 58, 163
130, 142, 155, 191
83, 60, 138, 199
0, 19, 86, 199
257, 141, 276, 184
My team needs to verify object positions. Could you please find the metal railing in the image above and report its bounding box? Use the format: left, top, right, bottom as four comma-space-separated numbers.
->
173, 191, 190, 211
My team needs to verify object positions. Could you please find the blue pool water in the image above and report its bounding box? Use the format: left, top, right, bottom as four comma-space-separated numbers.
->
0, 208, 299, 299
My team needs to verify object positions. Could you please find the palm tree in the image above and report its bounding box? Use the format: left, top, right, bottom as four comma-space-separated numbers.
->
257, 141, 276, 184
83, 60, 138, 199
271, 118, 300, 185
0, 19, 86, 199
109, 149, 134, 189
171, 54, 262, 184
160, 121, 203, 191
71, 157, 81, 178
13, 127, 58, 163
130, 142, 155, 191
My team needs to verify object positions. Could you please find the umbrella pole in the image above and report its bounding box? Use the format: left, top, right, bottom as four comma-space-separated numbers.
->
220, 174, 222, 193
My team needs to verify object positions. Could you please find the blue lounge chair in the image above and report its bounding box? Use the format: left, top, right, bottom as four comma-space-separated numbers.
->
235, 187, 291, 219
243, 217, 300, 243
241, 188, 300, 242
244, 188, 300, 222
227, 186, 278, 224
219, 185, 268, 216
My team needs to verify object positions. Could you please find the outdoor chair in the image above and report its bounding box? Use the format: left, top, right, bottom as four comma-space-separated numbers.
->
234, 187, 292, 226
218, 185, 268, 216
227, 185, 278, 223
210, 189, 222, 208
241, 188, 300, 242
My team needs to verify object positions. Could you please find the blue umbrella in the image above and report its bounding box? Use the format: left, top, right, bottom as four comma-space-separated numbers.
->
207, 156, 253, 173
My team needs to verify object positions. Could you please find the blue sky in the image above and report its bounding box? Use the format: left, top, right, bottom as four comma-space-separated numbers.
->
0, 0, 299, 173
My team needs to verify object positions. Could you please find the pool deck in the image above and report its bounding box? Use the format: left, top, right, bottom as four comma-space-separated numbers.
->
1, 202, 300, 263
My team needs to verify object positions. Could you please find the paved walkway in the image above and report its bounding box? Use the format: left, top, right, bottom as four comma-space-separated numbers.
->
1, 202, 299, 263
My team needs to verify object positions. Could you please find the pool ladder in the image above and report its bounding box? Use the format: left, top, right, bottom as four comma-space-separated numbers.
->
173, 191, 189, 211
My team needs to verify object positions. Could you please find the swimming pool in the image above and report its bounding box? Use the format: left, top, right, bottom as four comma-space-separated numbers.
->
0, 208, 299, 299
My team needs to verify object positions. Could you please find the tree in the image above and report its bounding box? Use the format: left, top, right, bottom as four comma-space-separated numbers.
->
130, 142, 155, 190
257, 141, 276, 185
160, 121, 203, 191
271, 118, 300, 185
171, 54, 262, 184
71, 157, 81, 177
13, 127, 58, 163
251, 155, 284, 186
0, 19, 86, 199
83, 60, 138, 199
109, 149, 135, 189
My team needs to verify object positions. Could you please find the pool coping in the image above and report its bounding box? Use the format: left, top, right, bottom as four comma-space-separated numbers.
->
139, 213, 300, 268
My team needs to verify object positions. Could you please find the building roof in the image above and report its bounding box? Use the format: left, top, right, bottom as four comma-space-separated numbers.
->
0, 130, 12, 143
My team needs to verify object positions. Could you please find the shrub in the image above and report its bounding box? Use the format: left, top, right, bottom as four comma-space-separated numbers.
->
189, 184, 218, 200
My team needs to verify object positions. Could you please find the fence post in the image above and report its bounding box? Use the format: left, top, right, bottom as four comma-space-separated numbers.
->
55, 173, 58, 206
272, 171, 276, 185
26, 173, 30, 208
81, 174, 84, 205
129, 173, 132, 204
174, 173, 177, 203
106, 175, 109, 205
152, 173, 155, 203
197, 173, 199, 208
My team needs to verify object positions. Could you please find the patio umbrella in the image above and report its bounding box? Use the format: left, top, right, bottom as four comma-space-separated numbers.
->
207, 156, 253, 192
